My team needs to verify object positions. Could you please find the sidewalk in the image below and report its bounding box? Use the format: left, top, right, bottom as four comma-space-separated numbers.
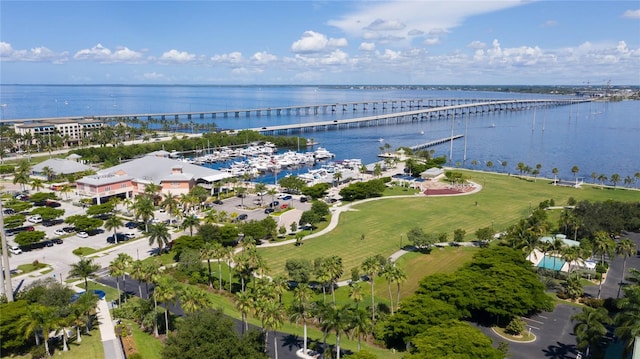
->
96, 297, 125, 359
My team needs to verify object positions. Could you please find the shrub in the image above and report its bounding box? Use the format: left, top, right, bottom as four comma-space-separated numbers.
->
505, 317, 525, 335
581, 297, 605, 308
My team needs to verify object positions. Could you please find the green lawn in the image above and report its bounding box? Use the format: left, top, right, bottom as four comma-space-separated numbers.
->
6, 328, 104, 359
258, 171, 640, 283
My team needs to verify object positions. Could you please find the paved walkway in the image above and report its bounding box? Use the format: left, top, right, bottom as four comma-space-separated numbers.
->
95, 298, 125, 359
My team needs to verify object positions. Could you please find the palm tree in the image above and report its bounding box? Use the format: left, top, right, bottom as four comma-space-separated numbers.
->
326, 255, 344, 304
260, 300, 285, 359
179, 286, 211, 315
153, 277, 178, 335
59, 184, 73, 200
616, 239, 637, 297
552, 167, 559, 183
614, 285, 640, 357
200, 242, 220, 288
597, 173, 608, 188
610, 173, 621, 188
41, 166, 55, 181
349, 282, 364, 308
290, 285, 313, 354
19, 304, 57, 356
143, 182, 162, 203
69, 257, 100, 292
593, 231, 615, 298
235, 290, 253, 334
148, 222, 171, 255
109, 253, 133, 306
223, 246, 235, 292
161, 191, 179, 225
104, 215, 124, 244
181, 214, 200, 236
361, 255, 384, 323
571, 165, 579, 181
132, 195, 155, 232
572, 306, 612, 358
322, 304, 352, 359
13, 160, 30, 191
30, 178, 44, 192
349, 307, 372, 352
129, 260, 146, 298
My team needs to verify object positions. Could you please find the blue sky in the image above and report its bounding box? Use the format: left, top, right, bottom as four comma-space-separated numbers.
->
1, 0, 639, 85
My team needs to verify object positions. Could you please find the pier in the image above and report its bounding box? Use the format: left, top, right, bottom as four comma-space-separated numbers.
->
409, 135, 464, 151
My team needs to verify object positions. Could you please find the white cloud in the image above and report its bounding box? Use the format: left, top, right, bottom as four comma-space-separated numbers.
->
74, 43, 143, 63
467, 41, 486, 49
291, 31, 347, 54
142, 72, 166, 80
541, 20, 558, 28
622, 9, 640, 19
159, 49, 196, 63
328, 38, 348, 48
0, 41, 68, 63
359, 42, 376, 51
251, 51, 277, 64
424, 38, 440, 46
210, 51, 244, 64
327, 0, 524, 48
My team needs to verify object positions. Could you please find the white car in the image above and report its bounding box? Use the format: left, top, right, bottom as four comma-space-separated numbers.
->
76, 232, 89, 238
124, 232, 136, 239
54, 229, 66, 236
27, 215, 43, 223
9, 246, 22, 255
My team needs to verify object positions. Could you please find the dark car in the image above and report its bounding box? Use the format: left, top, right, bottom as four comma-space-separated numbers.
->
269, 201, 280, 208
87, 228, 105, 236
63, 226, 77, 233
45, 240, 54, 247
92, 213, 112, 220
42, 219, 64, 227
45, 201, 61, 208
213, 199, 224, 205
264, 208, 275, 214
107, 233, 128, 244
52, 238, 63, 245
238, 214, 248, 221
3, 208, 15, 215
282, 195, 292, 200
33, 201, 48, 206
125, 221, 141, 229
300, 196, 308, 203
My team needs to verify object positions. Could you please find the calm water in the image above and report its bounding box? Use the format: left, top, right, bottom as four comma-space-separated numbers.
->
1, 85, 638, 181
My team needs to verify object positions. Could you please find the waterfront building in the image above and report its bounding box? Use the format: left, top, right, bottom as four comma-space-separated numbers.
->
76, 152, 232, 204
13, 118, 104, 146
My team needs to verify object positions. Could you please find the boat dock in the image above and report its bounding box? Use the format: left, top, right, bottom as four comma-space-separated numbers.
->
409, 135, 464, 151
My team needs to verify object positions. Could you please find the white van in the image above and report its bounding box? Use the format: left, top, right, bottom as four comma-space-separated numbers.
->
9, 246, 22, 255
27, 215, 43, 223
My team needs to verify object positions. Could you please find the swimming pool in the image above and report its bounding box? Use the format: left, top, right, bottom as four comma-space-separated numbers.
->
537, 255, 566, 271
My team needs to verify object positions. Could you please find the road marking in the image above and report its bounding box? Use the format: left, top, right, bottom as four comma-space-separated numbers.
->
527, 325, 541, 330
522, 317, 544, 325
538, 315, 548, 319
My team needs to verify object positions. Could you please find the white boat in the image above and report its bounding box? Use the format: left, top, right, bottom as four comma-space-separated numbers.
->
378, 138, 384, 142
313, 147, 334, 160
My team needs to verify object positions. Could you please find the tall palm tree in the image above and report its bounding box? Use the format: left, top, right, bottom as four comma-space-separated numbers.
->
200, 242, 220, 288
132, 195, 155, 232
616, 239, 637, 297
326, 255, 344, 304
69, 257, 100, 292
322, 304, 352, 359
349, 282, 364, 308
571, 165, 579, 181
290, 285, 313, 354
610, 173, 621, 188
41, 166, 55, 181
361, 255, 384, 323
143, 182, 162, 203
109, 253, 133, 306
181, 214, 200, 236
148, 222, 171, 255
235, 290, 253, 334
572, 306, 612, 358
129, 260, 146, 298
161, 191, 179, 225
13, 159, 30, 192
153, 277, 178, 335
104, 215, 124, 244
260, 300, 285, 359
614, 285, 640, 357
30, 178, 44, 192
349, 307, 372, 352
593, 231, 615, 298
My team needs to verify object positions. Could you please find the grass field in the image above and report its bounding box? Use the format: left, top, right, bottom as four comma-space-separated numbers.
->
258, 170, 640, 283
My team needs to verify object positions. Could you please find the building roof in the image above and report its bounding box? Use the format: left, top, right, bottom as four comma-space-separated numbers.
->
31, 158, 94, 175
81, 154, 232, 186
540, 234, 580, 247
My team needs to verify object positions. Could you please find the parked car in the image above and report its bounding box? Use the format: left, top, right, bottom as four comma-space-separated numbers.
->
52, 238, 63, 244
264, 208, 275, 214
300, 196, 308, 203
238, 214, 248, 221
125, 221, 141, 229
92, 213, 111, 220
9, 245, 22, 255
33, 201, 48, 207
45, 240, 54, 247
54, 229, 66, 236
63, 226, 76, 233
124, 232, 136, 239
76, 232, 89, 238
45, 201, 61, 208
269, 201, 280, 208
3, 208, 15, 215
27, 215, 43, 223
213, 199, 224, 205
282, 195, 292, 201
42, 219, 64, 227
87, 228, 104, 236
107, 233, 128, 243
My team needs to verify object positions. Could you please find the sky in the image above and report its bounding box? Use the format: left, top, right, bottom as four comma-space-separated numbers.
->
1, 0, 639, 85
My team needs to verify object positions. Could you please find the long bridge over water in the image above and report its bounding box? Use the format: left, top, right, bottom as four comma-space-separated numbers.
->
245, 98, 588, 135
2, 97, 588, 126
